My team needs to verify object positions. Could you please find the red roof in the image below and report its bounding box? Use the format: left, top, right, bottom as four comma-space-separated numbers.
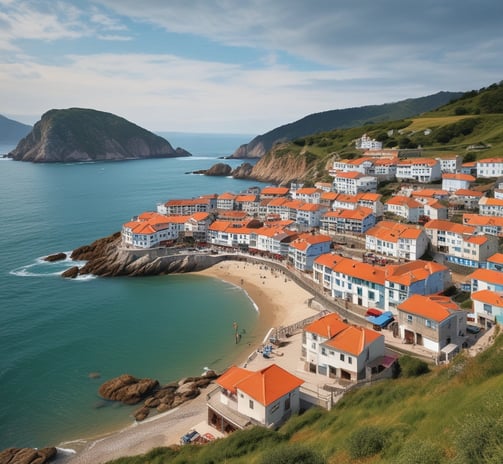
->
398, 295, 461, 322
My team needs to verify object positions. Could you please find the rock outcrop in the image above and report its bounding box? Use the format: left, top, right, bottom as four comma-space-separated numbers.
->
63, 232, 236, 278
61, 266, 79, 279
44, 252, 67, 262
231, 162, 253, 179
98, 374, 159, 405
204, 163, 232, 176
8, 108, 191, 163
0, 447, 57, 464
100, 371, 219, 421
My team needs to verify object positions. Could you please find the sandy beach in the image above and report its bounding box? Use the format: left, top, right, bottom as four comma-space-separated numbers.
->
64, 260, 318, 464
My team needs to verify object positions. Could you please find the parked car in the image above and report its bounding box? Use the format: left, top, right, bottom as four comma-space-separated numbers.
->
466, 325, 481, 334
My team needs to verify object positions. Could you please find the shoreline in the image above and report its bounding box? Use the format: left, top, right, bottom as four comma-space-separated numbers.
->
63, 260, 318, 464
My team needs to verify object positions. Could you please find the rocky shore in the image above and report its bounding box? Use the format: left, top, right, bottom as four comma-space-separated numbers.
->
0, 447, 57, 464
62, 233, 231, 278
98, 371, 219, 422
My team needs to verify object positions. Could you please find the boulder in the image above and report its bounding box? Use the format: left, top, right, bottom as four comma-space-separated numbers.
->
61, 266, 79, 279
204, 163, 232, 176
176, 381, 200, 400
99, 374, 159, 405
0, 447, 57, 464
44, 252, 67, 262
156, 402, 172, 413
134, 406, 150, 422
144, 397, 160, 408
231, 162, 253, 179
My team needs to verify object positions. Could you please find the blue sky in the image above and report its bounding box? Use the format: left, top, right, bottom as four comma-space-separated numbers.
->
1, 0, 502, 135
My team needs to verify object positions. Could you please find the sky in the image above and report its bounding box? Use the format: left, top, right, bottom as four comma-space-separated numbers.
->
1, 0, 502, 135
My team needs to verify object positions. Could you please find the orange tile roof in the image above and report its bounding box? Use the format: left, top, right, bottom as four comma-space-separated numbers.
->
165, 198, 211, 207
335, 171, 363, 179
333, 194, 358, 204
324, 325, 382, 356
323, 207, 373, 220
218, 192, 236, 200
208, 220, 233, 232
235, 364, 304, 406
463, 214, 503, 227
124, 212, 190, 234
314, 253, 346, 268
333, 258, 386, 285
304, 313, 346, 338
261, 186, 289, 196
477, 157, 503, 164
424, 219, 475, 235
454, 189, 483, 197
479, 197, 503, 206
290, 233, 331, 251
298, 203, 324, 212
442, 173, 476, 182
190, 212, 210, 222
412, 189, 448, 198
467, 268, 503, 286
321, 192, 338, 201
284, 199, 306, 210
397, 294, 461, 322
462, 161, 476, 167
295, 187, 321, 195
385, 260, 448, 285
357, 192, 382, 201
267, 197, 289, 207
235, 194, 257, 202
471, 289, 503, 307
398, 158, 438, 166
373, 157, 398, 165
216, 366, 254, 394
487, 253, 503, 264
386, 195, 422, 208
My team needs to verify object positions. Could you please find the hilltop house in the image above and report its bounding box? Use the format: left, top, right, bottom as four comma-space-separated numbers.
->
396, 158, 441, 183
207, 364, 304, 433
471, 290, 503, 328
332, 171, 378, 195
476, 157, 503, 178
442, 173, 475, 192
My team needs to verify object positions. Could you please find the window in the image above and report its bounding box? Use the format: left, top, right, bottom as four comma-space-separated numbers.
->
285, 395, 291, 410
348, 357, 352, 364
407, 314, 413, 323
321, 347, 327, 355
340, 353, 345, 361
483, 303, 493, 314
249, 399, 254, 410
311, 333, 317, 341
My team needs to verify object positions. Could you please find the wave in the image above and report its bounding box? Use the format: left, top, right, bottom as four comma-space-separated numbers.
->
10, 252, 89, 278
56, 447, 77, 455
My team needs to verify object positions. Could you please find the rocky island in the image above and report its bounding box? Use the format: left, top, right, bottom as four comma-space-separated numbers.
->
8, 108, 191, 163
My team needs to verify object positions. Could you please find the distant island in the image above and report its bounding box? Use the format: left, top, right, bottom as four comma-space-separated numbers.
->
8, 108, 191, 163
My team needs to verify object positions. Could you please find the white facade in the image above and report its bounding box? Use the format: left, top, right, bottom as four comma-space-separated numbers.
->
477, 158, 503, 178
396, 158, 442, 183
333, 172, 378, 195
479, 197, 503, 217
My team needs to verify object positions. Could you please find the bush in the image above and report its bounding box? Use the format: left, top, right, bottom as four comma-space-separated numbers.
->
347, 425, 386, 459
399, 355, 430, 377
258, 443, 326, 464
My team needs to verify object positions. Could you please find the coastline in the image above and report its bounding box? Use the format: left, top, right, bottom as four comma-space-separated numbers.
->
64, 260, 318, 464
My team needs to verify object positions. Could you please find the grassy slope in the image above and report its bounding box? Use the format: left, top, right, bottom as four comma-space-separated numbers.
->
107, 330, 503, 464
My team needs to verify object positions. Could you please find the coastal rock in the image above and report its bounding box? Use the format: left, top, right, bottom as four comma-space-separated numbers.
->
144, 397, 160, 408
98, 374, 159, 405
62, 266, 79, 279
0, 447, 57, 464
176, 381, 200, 400
204, 162, 232, 176
156, 402, 172, 413
203, 369, 219, 380
134, 406, 150, 422
44, 252, 67, 262
67, 232, 234, 278
231, 162, 253, 179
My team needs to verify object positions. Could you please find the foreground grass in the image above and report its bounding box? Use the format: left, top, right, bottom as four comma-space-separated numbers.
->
107, 330, 503, 464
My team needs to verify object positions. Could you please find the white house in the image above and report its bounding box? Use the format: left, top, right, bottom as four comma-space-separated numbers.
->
436, 154, 462, 173
288, 233, 332, 272
302, 313, 386, 382
365, 221, 429, 261
448, 189, 483, 211
320, 207, 376, 235
479, 197, 503, 217
158, 196, 214, 215
296, 203, 328, 229
397, 295, 467, 358
471, 290, 503, 328
184, 212, 212, 242
467, 268, 503, 293
356, 133, 383, 150
332, 171, 378, 195
385, 196, 424, 223
207, 364, 304, 433
442, 173, 476, 192
291, 187, 322, 204
217, 192, 237, 210
463, 213, 503, 237
476, 157, 503, 178
396, 158, 441, 183
422, 198, 448, 221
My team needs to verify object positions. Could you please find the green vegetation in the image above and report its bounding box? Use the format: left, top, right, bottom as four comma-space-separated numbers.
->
262, 81, 503, 185
107, 332, 503, 464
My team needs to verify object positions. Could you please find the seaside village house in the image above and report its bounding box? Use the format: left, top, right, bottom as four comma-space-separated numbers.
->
396, 294, 468, 362
206, 364, 304, 433
301, 313, 393, 382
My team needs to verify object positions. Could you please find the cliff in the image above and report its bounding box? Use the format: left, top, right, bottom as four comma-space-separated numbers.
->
8, 108, 191, 163
230, 91, 462, 159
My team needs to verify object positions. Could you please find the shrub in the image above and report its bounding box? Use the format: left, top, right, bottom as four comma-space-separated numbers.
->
258, 443, 326, 464
347, 425, 386, 459
399, 355, 430, 377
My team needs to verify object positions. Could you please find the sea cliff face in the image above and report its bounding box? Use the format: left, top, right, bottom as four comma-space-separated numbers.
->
9, 108, 191, 163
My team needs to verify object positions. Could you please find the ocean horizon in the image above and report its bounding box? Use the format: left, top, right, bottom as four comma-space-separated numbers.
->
0, 133, 267, 451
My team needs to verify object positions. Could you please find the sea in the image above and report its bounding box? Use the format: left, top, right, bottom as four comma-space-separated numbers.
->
0, 133, 267, 451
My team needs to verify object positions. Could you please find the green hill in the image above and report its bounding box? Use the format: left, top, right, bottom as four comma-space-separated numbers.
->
230, 91, 462, 159
0, 114, 31, 145
107, 329, 503, 464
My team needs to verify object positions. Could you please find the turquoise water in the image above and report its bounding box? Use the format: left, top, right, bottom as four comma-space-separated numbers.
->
0, 134, 265, 449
